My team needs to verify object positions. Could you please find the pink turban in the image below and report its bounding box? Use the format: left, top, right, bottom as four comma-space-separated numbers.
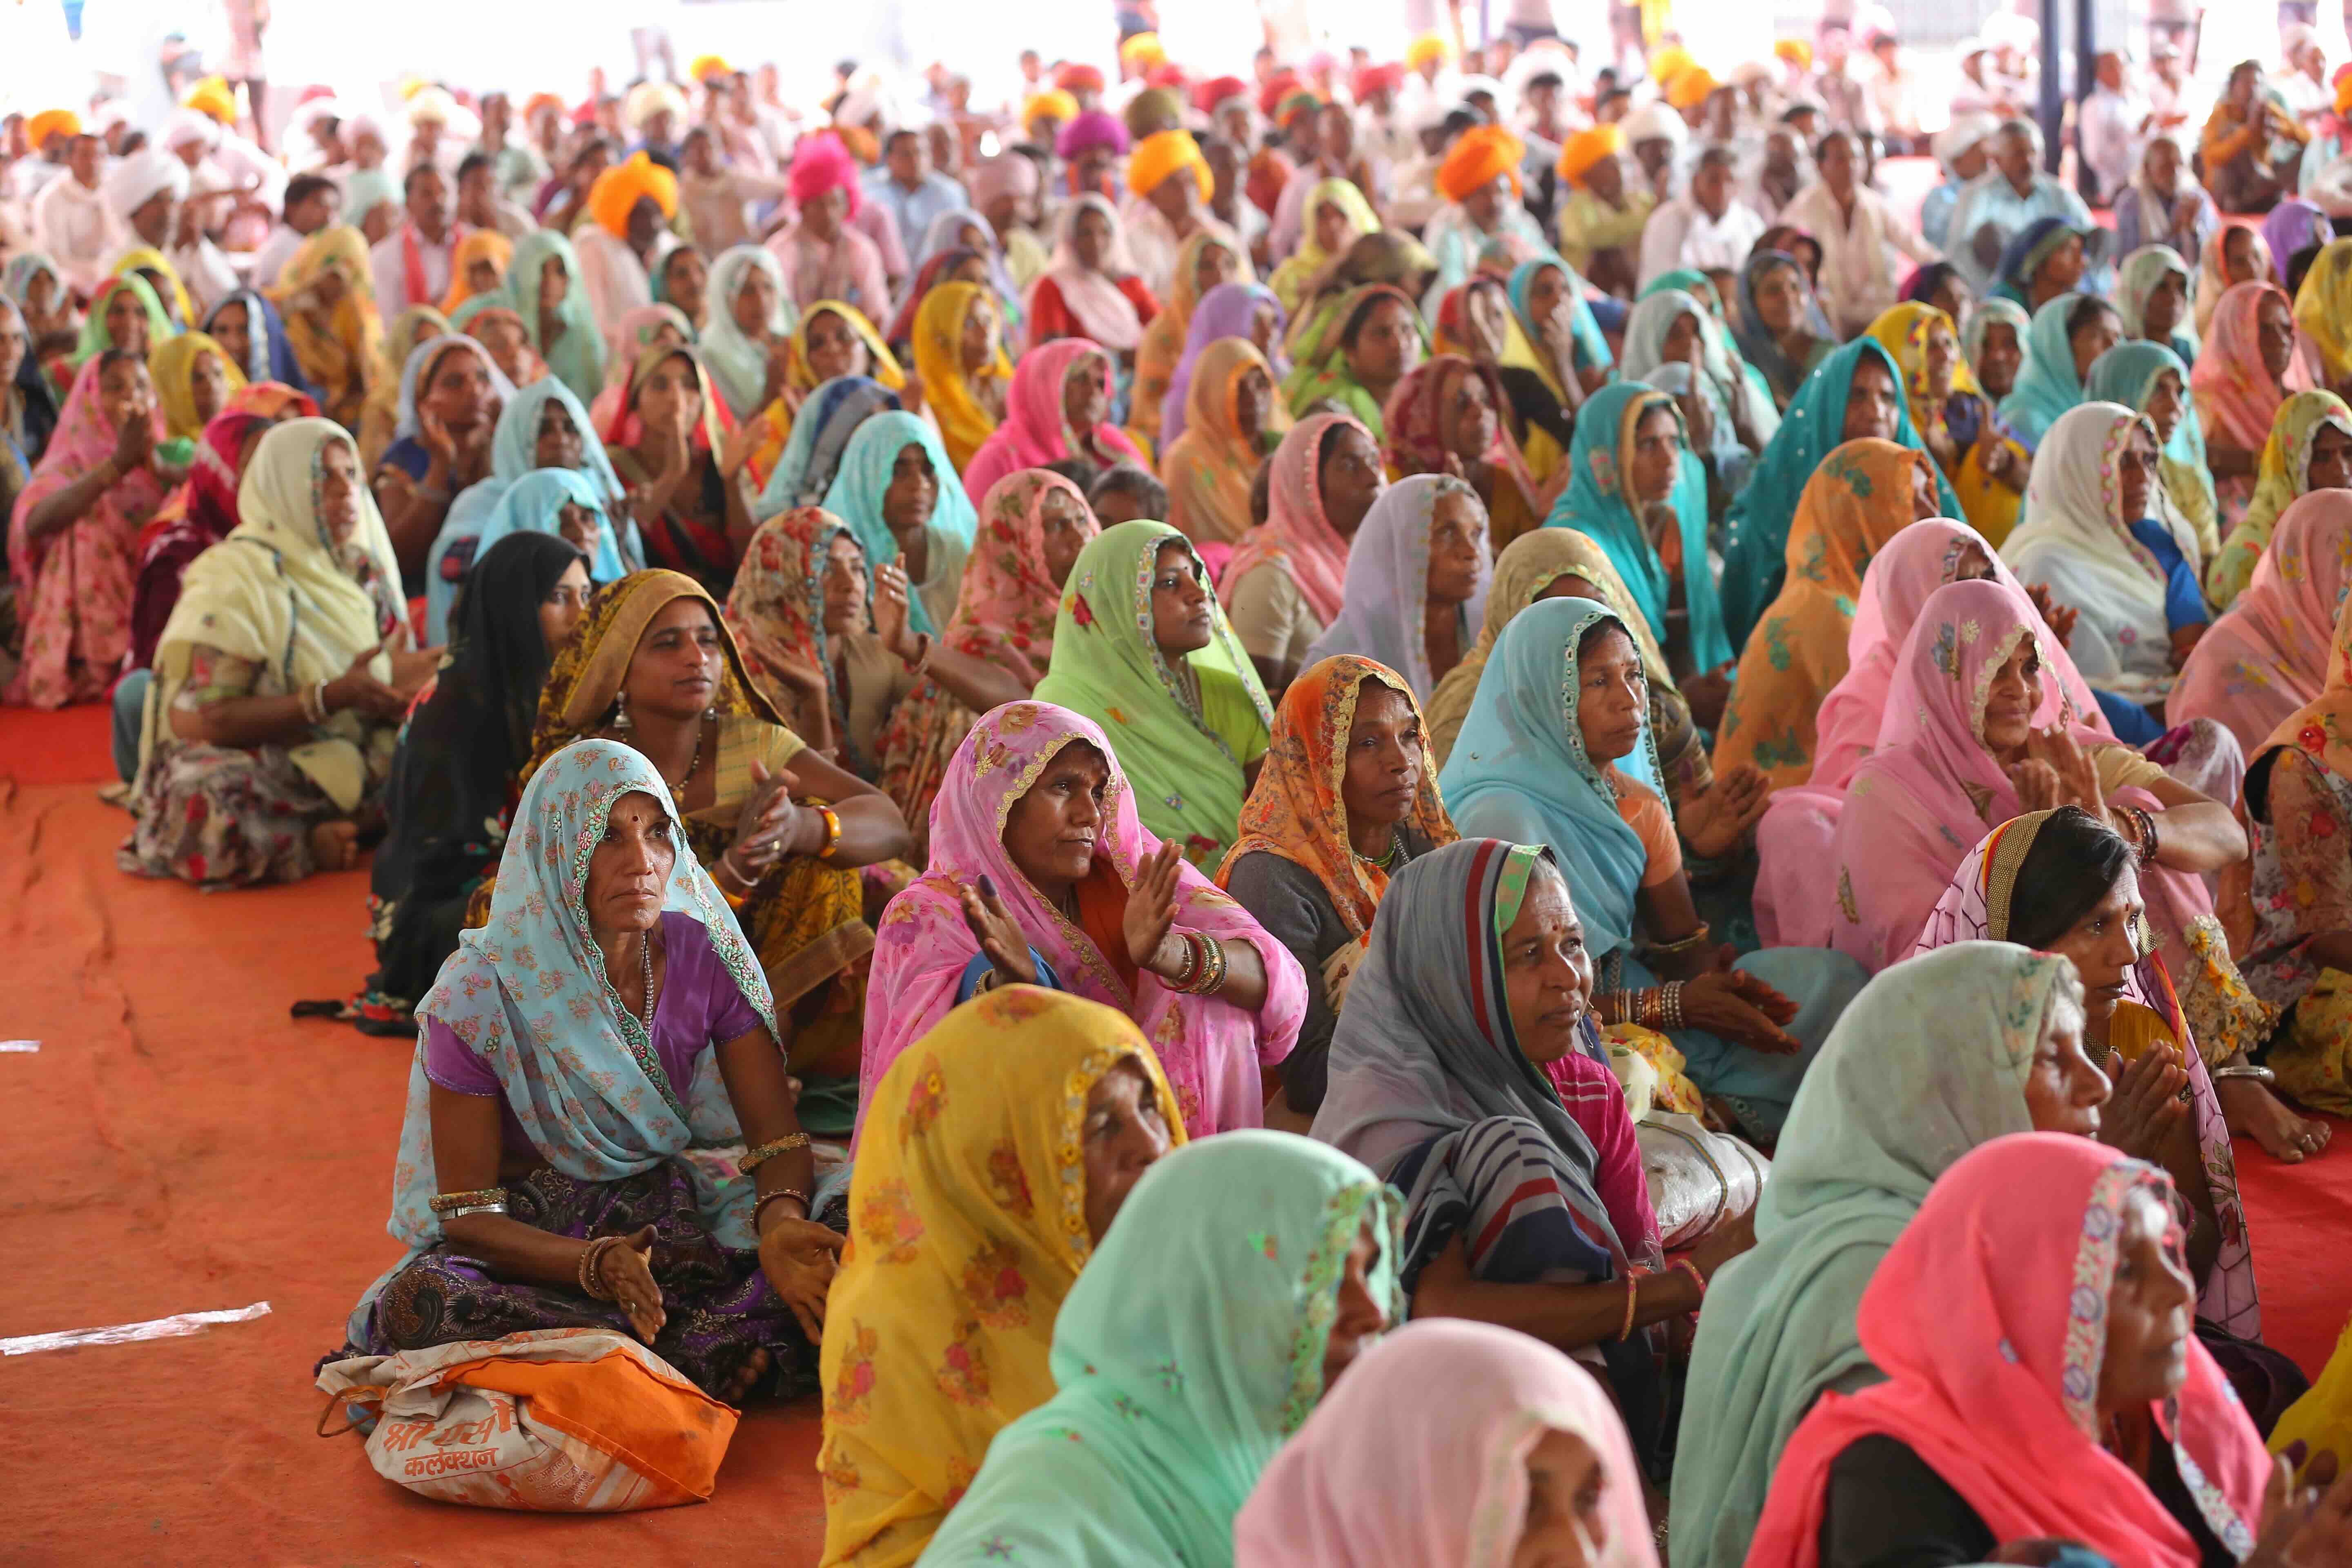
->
788, 131, 864, 217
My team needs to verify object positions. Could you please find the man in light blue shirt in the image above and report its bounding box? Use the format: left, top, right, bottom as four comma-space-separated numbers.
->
1944, 120, 2104, 295
861, 127, 969, 270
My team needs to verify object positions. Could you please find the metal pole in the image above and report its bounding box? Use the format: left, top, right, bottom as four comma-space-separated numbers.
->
2076, 0, 2099, 198
2040, 0, 2065, 174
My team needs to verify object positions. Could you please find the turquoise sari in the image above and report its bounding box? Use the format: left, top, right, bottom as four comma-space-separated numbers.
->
1995, 290, 2098, 452
1506, 253, 1613, 377
2085, 338, 2218, 555
1719, 337, 1958, 648
1539, 381, 1732, 671
817, 410, 980, 637
496, 229, 610, 408
1440, 596, 1866, 1136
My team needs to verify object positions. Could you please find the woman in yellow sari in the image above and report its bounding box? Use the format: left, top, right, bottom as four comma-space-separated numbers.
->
518, 568, 914, 1131
439, 229, 513, 316
107, 243, 197, 328
1711, 439, 1941, 788
910, 281, 1011, 473
815, 988, 1182, 1567
740, 299, 907, 489
1267, 177, 1381, 316
356, 305, 449, 471
1131, 229, 1251, 445
271, 225, 386, 431
1866, 301, 2028, 546
147, 331, 246, 445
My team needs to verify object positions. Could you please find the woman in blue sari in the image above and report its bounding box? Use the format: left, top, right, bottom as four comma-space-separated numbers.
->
1541, 381, 1733, 707
817, 409, 980, 636
201, 288, 323, 406
1505, 254, 1613, 392
1439, 597, 1868, 1138
421, 376, 630, 641
1619, 287, 1776, 502
2086, 338, 2221, 565
1719, 336, 1959, 648
754, 374, 900, 514
1996, 290, 2123, 451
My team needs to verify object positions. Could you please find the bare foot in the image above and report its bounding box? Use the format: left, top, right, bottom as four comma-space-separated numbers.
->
308, 819, 359, 873
717, 1346, 771, 1405
2216, 1075, 2332, 1163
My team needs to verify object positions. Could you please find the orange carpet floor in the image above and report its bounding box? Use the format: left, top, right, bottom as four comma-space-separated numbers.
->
5, 703, 2347, 1564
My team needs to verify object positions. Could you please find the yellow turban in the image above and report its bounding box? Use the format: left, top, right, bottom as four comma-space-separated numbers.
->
1649, 44, 1693, 85
182, 76, 237, 125
1023, 89, 1080, 138
27, 109, 80, 151
1557, 123, 1626, 184
1127, 128, 1212, 201
1774, 38, 1813, 69
1667, 68, 1720, 109
586, 151, 679, 241
1405, 33, 1452, 71
1437, 125, 1526, 202
690, 53, 732, 83
1121, 33, 1167, 70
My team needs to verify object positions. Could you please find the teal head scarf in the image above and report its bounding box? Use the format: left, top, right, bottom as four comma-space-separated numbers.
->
2115, 243, 2199, 363
817, 409, 980, 637
1719, 336, 1958, 647
348, 737, 777, 1345
1438, 596, 1666, 972
1667, 941, 2078, 1568
1541, 381, 1731, 670
1030, 519, 1274, 862
1506, 253, 1613, 376
2085, 339, 2216, 525
921, 1131, 1403, 1567
473, 468, 628, 582
72, 272, 175, 367
502, 228, 610, 407
1996, 290, 2109, 450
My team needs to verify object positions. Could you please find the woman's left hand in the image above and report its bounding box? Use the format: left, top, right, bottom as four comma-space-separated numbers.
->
1125, 841, 1188, 977
717, 406, 766, 479
758, 1216, 846, 1342
2023, 582, 2078, 648
2024, 724, 2108, 817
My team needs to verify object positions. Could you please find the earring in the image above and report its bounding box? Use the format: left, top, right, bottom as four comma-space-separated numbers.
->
612, 692, 632, 731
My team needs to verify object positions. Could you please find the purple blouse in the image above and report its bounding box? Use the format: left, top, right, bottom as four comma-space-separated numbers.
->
424, 911, 764, 1156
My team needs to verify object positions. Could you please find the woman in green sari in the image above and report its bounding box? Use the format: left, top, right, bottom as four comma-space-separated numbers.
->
1280, 282, 1427, 439
915, 1131, 1401, 1568
1032, 518, 1274, 866
480, 228, 609, 407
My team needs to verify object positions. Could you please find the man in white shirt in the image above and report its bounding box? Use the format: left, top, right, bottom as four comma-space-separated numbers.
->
1637, 145, 1766, 287
248, 173, 341, 288
109, 147, 240, 321
455, 151, 536, 242
1779, 129, 1941, 337
369, 163, 463, 316
31, 133, 119, 298
2080, 50, 2153, 206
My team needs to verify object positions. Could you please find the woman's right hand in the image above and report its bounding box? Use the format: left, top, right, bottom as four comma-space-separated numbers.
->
1679, 969, 1802, 1054
594, 1224, 667, 1342
110, 403, 153, 478
2097, 1045, 2190, 1160
728, 759, 805, 873
1677, 763, 1773, 860
323, 640, 408, 719
959, 874, 1039, 985
1687, 1203, 1757, 1280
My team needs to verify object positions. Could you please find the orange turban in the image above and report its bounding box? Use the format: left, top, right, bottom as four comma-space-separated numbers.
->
1774, 38, 1813, 69
183, 76, 238, 125
586, 151, 679, 240
1667, 68, 1720, 109
27, 109, 80, 151
1023, 89, 1080, 138
524, 91, 566, 122
1437, 125, 1525, 202
689, 53, 732, 83
1557, 124, 1625, 184
1127, 128, 1212, 202
1056, 62, 1106, 94
1405, 33, 1452, 71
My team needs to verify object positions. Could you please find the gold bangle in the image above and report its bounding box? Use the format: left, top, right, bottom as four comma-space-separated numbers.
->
739, 1132, 812, 1173
430, 1186, 508, 1215
814, 805, 843, 860
1641, 922, 1712, 957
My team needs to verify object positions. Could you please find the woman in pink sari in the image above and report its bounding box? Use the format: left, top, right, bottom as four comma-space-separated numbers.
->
1745, 1135, 2273, 1568
2189, 278, 2303, 531
958, 338, 1145, 506
1222, 411, 1384, 692
862, 700, 1307, 1140
7, 348, 179, 708
1755, 518, 2110, 945
1826, 579, 2246, 978
2169, 489, 2352, 755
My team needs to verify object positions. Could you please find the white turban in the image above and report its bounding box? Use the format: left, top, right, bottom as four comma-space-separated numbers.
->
1932, 112, 2000, 167
161, 108, 221, 154
102, 149, 191, 221
1621, 100, 1688, 145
